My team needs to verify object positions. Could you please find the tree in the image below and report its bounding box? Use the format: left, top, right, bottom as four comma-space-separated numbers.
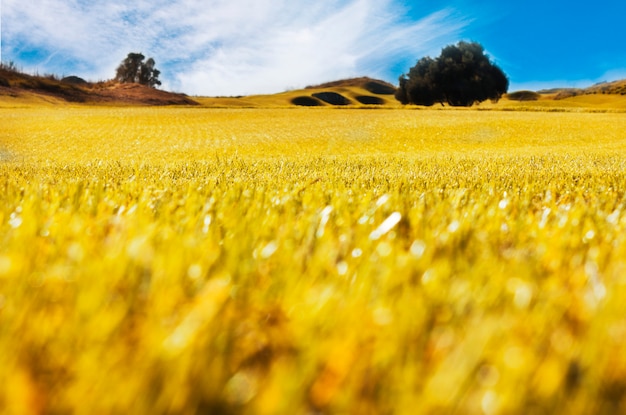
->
115, 53, 162, 88
396, 41, 508, 107
396, 56, 441, 106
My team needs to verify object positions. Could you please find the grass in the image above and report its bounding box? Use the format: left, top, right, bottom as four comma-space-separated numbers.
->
2, 104, 626, 413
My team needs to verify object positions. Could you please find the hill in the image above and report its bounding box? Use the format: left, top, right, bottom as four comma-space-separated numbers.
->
586, 79, 626, 95
535, 79, 626, 100
305, 77, 397, 94
3, 65, 626, 110
0, 67, 198, 106
195, 77, 399, 108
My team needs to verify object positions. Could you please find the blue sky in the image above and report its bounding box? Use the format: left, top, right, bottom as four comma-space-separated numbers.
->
1, 0, 625, 95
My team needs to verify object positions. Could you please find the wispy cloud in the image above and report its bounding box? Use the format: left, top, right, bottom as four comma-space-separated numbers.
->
2, 0, 468, 95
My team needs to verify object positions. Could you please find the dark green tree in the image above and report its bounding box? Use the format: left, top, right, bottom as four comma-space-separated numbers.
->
396, 56, 441, 106
115, 53, 162, 88
396, 41, 508, 107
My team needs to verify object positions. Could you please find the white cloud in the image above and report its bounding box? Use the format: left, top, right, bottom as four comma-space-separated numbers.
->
2, 0, 468, 95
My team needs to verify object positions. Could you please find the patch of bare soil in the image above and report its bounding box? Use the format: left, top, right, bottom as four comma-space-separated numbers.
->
291, 96, 324, 106
355, 95, 385, 105
506, 91, 541, 101
311, 92, 352, 105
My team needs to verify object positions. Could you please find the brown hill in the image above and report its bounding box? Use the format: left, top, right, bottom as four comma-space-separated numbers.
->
583, 79, 626, 95
0, 67, 198, 106
306, 77, 396, 95
537, 79, 626, 100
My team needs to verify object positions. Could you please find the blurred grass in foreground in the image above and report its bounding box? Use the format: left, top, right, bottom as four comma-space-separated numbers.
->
2, 107, 626, 414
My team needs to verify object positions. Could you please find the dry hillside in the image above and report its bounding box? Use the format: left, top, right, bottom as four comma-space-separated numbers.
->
537, 79, 626, 100
194, 77, 399, 108
0, 68, 198, 105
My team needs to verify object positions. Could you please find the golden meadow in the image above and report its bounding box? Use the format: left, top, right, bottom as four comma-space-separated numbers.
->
2, 102, 626, 414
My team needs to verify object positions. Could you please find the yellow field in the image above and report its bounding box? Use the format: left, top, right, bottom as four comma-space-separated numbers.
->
2, 104, 626, 414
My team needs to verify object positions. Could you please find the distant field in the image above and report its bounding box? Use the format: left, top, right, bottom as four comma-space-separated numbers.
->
3, 106, 626, 162
2, 105, 626, 413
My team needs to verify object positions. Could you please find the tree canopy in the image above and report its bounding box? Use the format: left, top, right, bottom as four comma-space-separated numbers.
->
396, 41, 508, 107
115, 53, 161, 88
